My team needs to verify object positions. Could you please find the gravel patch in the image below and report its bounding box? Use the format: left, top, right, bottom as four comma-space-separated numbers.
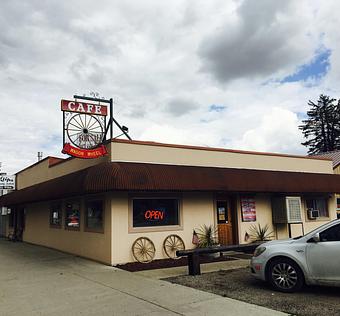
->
164, 268, 340, 316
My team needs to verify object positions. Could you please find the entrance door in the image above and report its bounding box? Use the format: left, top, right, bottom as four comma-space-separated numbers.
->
216, 199, 234, 245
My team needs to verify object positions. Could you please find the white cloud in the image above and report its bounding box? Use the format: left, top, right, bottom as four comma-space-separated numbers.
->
0, 0, 340, 175
231, 107, 303, 153
199, 0, 320, 83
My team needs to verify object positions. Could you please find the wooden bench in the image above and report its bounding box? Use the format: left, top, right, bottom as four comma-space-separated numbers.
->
176, 243, 261, 276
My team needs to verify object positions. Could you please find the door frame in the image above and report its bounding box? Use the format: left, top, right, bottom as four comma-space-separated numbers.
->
214, 193, 239, 245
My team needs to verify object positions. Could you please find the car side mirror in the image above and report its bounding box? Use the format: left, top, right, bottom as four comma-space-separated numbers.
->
308, 233, 320, 243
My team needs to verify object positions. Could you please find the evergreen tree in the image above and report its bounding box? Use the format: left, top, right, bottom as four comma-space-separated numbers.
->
299, 94, 340, 154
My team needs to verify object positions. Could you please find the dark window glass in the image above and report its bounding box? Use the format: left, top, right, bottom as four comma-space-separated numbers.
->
65, 201, 80, 228
133, 198, 179, 227
8, 209, 14, 228
306, 198, 328, 217
320, 224, 340, 242
216, 200, 228, 224
86, 200, 103, 231
50, 203, 61, 226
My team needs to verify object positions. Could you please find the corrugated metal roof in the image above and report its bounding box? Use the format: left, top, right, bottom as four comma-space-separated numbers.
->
1, 162, 340, 206
313, 150, 340, 168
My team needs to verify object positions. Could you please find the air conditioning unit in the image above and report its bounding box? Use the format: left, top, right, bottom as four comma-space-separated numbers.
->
272, 196, 302, 224
308, 209, 320, 220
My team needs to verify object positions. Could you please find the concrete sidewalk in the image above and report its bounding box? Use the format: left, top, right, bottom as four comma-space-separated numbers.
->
0, 239, 286, 316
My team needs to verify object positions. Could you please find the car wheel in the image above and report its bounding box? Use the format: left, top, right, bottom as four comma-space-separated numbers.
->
267, 258, 304, 293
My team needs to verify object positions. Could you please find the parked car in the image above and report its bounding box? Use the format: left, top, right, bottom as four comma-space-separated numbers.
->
251, 219, 340, 292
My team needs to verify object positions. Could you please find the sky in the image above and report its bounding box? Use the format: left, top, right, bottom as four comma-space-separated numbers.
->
1, 0, 340, 175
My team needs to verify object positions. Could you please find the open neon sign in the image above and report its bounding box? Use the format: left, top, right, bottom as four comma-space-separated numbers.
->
144, 210, 165, 221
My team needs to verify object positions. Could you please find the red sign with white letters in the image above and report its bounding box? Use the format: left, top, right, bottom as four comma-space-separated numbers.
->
61, 99, 107, 116
61, 98, 108, 159
62, 143, 107, 159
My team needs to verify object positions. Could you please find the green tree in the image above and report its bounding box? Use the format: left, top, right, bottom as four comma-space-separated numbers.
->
299, 94, 340, 154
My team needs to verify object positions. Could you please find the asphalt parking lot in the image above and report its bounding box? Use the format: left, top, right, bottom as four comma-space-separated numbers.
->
165, 267, 340, 316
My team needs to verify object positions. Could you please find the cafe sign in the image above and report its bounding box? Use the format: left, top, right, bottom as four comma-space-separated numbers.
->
61, 99, 108, 159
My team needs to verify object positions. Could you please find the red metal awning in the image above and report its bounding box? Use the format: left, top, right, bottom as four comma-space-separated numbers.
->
1, 162, 340, 206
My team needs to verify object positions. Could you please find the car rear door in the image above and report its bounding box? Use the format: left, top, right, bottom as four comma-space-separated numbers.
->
306, 223, 340, 284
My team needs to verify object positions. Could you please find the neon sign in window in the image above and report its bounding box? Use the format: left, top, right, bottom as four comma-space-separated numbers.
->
133, 198, 179, 227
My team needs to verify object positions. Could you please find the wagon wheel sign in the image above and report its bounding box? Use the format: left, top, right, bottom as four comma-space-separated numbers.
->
61, 99, 108, 159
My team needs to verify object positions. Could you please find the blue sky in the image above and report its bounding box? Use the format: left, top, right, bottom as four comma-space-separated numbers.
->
282, 49, 331, 83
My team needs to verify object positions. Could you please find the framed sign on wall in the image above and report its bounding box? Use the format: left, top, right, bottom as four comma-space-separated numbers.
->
241, 196, 256, 222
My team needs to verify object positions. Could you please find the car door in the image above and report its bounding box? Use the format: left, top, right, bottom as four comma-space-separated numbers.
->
306, 223, 340, 284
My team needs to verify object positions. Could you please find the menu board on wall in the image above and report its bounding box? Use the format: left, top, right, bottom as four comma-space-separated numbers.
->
241, 196, 256, 222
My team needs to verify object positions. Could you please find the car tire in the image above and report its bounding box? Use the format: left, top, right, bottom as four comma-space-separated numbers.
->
267, 257, 304, 293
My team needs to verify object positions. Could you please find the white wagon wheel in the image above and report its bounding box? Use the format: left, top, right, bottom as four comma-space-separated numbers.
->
67, 113, 104, 149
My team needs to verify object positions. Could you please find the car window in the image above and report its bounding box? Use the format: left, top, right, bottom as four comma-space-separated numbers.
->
320, 224, 340, 242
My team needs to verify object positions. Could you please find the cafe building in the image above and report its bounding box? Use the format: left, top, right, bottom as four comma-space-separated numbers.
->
1, 138, 340, 266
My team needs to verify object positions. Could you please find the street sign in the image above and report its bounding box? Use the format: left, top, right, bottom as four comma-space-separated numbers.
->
0, 175, 15, 190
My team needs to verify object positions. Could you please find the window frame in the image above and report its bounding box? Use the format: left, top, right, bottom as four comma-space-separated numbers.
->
64, 200, 81, 231
84, 197, 105, 234
304, 196, 329, 219
128, 194, 183, 233
216, 199, 229, 224
49, 201, 62, 229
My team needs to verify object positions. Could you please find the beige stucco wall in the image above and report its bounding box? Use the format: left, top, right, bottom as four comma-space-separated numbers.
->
237, 194, 277, 243
15, 140, 333, 190
236, 194, 337, 243
111, 141, 333, 174
23, 194, 112, 265
289, 195, 337, 237
20, 191, 338, 265
111, 192, 215, 264
17, 143, 112, 189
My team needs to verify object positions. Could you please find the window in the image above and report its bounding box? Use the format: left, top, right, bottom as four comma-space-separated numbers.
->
286, 197, 302, 223
306, 198, 328, 217
50, 203, 62, 227
8, 208, 14, 228
132, 198, 179, 228
85, 200, 103, 231
65, 201, 80, 229
320, 224, 340, 242
216, 200, 228, 224
337, 198, 340, 219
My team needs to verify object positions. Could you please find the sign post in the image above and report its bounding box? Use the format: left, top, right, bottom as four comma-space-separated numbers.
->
0, 174, 15, 190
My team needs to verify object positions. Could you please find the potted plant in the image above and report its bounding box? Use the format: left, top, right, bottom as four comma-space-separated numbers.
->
248, 223, 274, 242
196, 224, 220, 257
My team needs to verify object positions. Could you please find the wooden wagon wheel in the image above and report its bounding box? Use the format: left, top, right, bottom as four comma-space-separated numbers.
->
163, 234, 185, 259
132, 237, 156, 263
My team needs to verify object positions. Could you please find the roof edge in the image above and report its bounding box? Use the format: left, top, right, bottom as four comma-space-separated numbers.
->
110, 139, 332, 162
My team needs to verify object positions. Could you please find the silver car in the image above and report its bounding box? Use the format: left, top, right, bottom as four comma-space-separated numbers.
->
251, 219, 340, 292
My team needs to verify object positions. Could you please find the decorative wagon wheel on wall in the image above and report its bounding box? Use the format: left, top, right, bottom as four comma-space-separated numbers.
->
163, 234, 185, 259
132, 237, 156, 263
66, 113, 104, 149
